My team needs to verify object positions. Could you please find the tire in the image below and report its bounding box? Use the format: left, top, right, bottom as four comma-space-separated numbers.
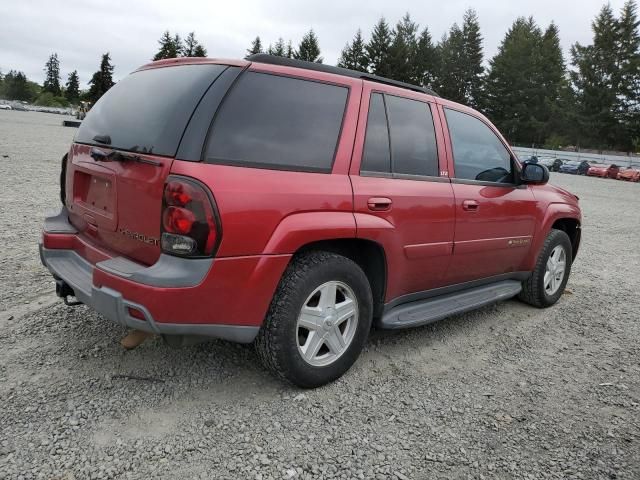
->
519, 229, 572, 308
255, 251, 373, 388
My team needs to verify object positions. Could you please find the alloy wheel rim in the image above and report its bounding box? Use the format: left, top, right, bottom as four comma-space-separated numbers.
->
296, 281, 359, 367
544, 245, 567, 296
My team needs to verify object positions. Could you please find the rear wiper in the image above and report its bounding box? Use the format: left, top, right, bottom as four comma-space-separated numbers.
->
90, 147, 162, 167
92, 134, 111, 145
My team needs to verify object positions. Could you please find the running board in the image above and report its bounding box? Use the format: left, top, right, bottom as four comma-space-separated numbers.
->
379, 280, 522, 330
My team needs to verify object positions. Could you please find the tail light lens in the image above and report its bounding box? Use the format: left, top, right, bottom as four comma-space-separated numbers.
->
160, 176, 221, 257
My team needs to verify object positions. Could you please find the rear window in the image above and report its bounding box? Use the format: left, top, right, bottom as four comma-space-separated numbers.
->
205, 72, 348, 172
75, 64, 226, 156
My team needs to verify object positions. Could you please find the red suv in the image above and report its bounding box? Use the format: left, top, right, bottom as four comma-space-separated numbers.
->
41, 55, 582, 387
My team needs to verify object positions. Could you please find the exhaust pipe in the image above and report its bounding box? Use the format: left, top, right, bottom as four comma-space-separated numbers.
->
55, 279, 82, 306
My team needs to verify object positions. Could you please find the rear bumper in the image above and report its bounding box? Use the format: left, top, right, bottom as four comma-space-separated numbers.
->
40, 208, 291, 343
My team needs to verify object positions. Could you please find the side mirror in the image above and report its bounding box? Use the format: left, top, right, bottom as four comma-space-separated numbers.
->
521, 161, 549, 185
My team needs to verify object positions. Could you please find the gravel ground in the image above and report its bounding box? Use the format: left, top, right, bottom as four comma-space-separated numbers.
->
1, 110, 639, 479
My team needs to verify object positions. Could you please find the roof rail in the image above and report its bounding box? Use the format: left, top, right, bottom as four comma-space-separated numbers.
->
246, 54, 439, 97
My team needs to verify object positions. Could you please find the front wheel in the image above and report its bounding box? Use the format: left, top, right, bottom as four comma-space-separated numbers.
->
519, 229, 572, 308
255, 251, 373, 388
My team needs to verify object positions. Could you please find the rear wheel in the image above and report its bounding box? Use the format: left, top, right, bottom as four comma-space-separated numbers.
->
255, 251, 373, 388
519, 229, 572, 308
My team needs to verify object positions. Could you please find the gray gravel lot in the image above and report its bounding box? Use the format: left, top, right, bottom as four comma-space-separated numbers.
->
1, 110, 639, 479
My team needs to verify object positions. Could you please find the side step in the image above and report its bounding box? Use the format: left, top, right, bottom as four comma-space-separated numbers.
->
379, 280, 522, 330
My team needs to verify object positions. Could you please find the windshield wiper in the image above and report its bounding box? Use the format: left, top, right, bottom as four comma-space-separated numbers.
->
90, 147, 162, 167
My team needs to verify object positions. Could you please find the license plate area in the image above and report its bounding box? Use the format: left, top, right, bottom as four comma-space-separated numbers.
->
71, 164, 118, 231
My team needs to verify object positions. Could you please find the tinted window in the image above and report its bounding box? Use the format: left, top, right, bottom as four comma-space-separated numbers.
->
361, 93, 391, 173
206, 72, 348, 172
76, 65, 226, 156
446, 108, 512, 183
386, 95, 439, 177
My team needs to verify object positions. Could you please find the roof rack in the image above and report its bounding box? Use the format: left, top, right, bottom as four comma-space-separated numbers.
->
246, 54, 439, 97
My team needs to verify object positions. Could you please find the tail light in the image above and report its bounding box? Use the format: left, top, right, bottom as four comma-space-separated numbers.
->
160, 176, 221, 257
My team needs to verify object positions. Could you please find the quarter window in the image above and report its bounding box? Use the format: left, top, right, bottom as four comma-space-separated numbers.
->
445, 108, 513, 183
361, 93, 391, 173
205, 72, 348, 172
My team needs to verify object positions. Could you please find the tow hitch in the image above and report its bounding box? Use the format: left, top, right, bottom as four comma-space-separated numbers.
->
55, 279, 82, 306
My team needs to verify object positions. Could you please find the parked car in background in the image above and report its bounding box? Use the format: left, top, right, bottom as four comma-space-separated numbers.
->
537, 157, 564, 172
617, 168, 640, 182
587, 164, 620, 178
560, 160, 590, 175
0, 104, 12, 110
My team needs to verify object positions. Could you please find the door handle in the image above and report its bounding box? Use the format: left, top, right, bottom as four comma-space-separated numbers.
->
367, 197, 392, 211
462, 200, 479, 212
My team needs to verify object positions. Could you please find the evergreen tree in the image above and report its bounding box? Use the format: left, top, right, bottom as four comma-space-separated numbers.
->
388, 13, 419, 83
183, 32, 207, 57
461, 9, 485, 108
337, 29, 368, 72
617, 1, 640, 147
295, 29, 323, 63
65, 70, 80, 103
87, 53, 115, 103
153, 31, 182, 60
538, 23, 574, 144
571, 4, 623, 148
2, 70, 34, 101
43, 53, 61, 96
484, 17, 555, 144
173, 34, 183, 56
414, 27, 438, 88
247, 36, 263, 57
366, 18, 393, 77
193, 44, 207, 57
285, 40, 295, 58
268, 38, 286, 57
434, 25, 466, 103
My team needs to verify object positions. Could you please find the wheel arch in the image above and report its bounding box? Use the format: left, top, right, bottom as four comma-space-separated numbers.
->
551, 217, 581, 262
293, 238, 387, 320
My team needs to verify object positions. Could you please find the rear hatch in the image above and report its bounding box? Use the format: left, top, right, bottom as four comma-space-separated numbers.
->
65, 63, 228, 265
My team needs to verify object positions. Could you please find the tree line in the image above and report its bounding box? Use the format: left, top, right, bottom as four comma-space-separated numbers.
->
246, 3, 640, 151
1, 3, 639, 151
0, 30, 207, 108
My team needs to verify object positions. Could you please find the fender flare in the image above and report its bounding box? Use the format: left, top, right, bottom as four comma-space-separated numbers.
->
526, 203, 581, 270
262, 211, 357, 255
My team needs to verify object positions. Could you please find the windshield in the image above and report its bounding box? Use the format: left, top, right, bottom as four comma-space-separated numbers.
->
75, 64, 227, 156
566, 161, 580, 166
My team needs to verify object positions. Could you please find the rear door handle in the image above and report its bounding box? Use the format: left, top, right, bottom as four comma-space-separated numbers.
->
367, 197, 392, 211
462, 200, 479, 212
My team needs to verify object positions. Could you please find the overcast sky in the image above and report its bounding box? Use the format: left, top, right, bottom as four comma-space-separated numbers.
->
0, 0, 629, 86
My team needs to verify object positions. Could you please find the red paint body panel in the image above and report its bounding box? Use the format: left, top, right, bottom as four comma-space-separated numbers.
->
349, 84, 456, 300
446, 183, 538, 283
169, 162, 355, 257
66, 144, 172, 266
92, 255, 291, 326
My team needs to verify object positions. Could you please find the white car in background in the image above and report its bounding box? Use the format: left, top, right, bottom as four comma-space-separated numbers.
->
0, 104, 13, 110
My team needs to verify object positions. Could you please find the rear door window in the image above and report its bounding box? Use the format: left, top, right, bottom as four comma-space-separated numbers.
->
386, 95, 439, 177
76, 64, 227, 156
360, 93, 439, 178
445, 108, 513, 183
205, 72, 348, 172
